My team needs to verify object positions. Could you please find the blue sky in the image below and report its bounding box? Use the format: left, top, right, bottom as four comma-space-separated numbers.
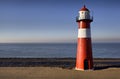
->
0, 0, 120, 43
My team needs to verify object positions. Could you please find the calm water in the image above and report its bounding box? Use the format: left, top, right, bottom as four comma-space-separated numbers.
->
0, 43, 120, 58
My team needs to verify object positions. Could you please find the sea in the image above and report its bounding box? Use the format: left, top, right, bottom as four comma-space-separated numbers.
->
0, 43, 120, 58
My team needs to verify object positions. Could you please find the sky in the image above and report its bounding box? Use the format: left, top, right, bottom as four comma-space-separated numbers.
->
0, 0, 120, 43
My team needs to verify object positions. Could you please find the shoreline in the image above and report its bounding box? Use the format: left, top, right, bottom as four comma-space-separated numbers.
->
0, 58, 120, 79
0, 58, 119, 70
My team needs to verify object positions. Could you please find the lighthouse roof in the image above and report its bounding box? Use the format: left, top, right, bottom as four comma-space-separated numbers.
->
80, 5, 89, 11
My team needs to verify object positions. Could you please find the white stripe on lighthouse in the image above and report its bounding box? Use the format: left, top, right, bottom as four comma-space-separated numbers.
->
78, 29, 91, 38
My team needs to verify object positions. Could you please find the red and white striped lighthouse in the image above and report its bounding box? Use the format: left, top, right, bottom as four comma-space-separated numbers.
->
75, 5, 93, 70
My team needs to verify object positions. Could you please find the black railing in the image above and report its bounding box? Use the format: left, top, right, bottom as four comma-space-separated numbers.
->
76, 16, 93, 22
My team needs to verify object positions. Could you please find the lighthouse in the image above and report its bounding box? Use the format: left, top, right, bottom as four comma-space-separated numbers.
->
75, 5, 93, 70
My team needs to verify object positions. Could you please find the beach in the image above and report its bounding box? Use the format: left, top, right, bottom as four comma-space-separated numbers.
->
0, 67, 120, 79
0, 58, 120, 79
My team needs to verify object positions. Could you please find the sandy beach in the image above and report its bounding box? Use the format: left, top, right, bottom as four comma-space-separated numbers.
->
0, 67, 120, 79
0, 58, 119, 79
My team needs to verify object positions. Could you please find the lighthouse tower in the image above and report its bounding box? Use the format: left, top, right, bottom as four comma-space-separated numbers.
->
75, 5, 93, 70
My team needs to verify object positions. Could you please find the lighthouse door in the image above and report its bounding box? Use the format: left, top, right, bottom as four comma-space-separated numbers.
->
84, 59, 89, 70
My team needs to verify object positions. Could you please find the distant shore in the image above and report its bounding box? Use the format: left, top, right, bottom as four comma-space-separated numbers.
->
0, 58, 120, 70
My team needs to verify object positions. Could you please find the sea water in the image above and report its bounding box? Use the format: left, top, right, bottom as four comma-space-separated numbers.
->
0, 43, 119, 58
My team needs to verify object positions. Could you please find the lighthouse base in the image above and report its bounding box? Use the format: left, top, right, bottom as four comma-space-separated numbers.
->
75, 67, 94, 71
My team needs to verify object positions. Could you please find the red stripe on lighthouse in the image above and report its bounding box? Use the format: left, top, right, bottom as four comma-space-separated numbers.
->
76, 38, 93, 70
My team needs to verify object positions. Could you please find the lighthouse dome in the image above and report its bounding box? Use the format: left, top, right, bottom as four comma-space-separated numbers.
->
80, 5, 89, 11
